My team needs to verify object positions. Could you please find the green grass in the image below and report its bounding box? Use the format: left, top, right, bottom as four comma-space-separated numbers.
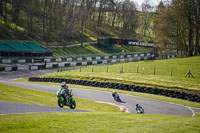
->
52, 44, 153, 57
0, 112, 200, 133
0, 83, 120, 112
39, 56, 200, 93
1, 78, 199, 133
14, 78, 200, 108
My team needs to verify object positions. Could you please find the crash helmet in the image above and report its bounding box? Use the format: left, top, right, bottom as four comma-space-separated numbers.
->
61, 82, 66, 87
136, 104, 139, 107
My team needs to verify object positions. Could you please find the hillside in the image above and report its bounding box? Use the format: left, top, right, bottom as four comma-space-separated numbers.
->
0, 1, 153, 50
52, 44, 154, 57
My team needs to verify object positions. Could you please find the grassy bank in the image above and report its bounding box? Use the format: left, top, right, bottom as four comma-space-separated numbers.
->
52, 44, 153, 57
39, 56, 200, 94
0, 83, 119, 112
14, 78, 200, 108
0, 112, 200, 133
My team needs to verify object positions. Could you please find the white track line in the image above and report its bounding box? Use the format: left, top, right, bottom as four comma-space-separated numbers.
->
185, 106, 195, 116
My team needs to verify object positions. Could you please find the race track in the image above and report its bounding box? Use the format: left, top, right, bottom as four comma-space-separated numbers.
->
0, 69, 199, 116
0, 101, 87, 115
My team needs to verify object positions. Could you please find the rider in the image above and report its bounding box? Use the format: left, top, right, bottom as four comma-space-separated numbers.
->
135, 104, 144, 113
112, 91, 118, 98
60, 82, 70, 101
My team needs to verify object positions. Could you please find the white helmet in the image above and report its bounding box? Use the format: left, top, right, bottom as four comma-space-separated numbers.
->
61, 82, 66, 87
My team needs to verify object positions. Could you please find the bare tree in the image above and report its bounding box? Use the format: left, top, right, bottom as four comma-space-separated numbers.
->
140, 0, 154, 37
121, 0, 138, 38
11, 0, 23, 26
25, 0, 33, 36
1, 0, 8, 24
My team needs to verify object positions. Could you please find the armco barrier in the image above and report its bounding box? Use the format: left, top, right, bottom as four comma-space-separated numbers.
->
29, 77, 200, 103
0, 52, 156, 64
0, 66, 18, 71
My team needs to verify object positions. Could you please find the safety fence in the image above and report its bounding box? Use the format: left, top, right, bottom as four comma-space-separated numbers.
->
29, 77, 200, 103
28, 54, 155, 70
0, 52, 156, 64
0, 66, 17, 71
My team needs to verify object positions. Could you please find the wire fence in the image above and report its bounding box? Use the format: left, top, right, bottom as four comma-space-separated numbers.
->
68, 63, 200, 79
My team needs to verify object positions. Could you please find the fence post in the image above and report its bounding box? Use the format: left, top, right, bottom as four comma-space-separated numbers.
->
171, 67, 173, 76
107, 65, 109, 72
154, 66, 156, 75
92, 65, 94, 72
80, 66, 82, 72
120, 65, 123, 73
137, 66, 139, 73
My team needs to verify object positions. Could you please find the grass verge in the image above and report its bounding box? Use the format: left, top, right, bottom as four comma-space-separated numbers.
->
0, 112, 200, 133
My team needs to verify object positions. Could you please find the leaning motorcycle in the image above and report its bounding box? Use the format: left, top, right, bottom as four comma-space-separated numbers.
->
56, 88, 76, 109
112, 93, 121, 102
136, 106, 144, 113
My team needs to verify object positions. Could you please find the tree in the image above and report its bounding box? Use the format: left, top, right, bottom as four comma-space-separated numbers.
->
121, 0, 138, 38
1, 0, 8, 24
11, 0, 23, 26
193, 0, 200, 55
154, 0, 200, 57
140, 0, 154, 37
25, 0, 33, 36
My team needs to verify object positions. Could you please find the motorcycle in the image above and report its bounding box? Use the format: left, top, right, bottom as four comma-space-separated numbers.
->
56, 88, 76, 109
136, 104, 144, 113
112, 92, 121, 102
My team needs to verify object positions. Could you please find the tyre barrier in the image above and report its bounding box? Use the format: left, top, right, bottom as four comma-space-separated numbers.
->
29, 77, 200, 103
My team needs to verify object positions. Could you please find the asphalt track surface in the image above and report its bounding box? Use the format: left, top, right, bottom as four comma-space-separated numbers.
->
0, 101, 87, 115
0, 69, 199, 116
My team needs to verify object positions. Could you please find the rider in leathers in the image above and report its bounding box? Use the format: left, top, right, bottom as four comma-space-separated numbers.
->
60, 82, 70, 102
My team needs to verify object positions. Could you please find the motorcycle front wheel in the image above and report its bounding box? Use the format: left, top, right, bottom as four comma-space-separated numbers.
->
70, 99, 76, 109
58, 98, 64, 108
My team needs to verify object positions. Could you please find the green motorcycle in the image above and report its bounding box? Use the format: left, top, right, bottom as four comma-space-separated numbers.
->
56, 88, 76, 109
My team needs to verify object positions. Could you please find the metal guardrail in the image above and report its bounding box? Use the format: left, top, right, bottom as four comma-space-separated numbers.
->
0, 52, 157, 64
0, 65, 17, 71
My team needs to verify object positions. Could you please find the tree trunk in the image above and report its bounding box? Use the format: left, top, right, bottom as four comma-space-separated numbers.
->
194, 28, 200, 55
112, 8, 117, 27
3, 0, 7, 24
97, 1, 103, 27
26, 0, 32, 36
12, 0, 22, 26
43, 0, 47, 39
80, 0, 85, 46
0, 0, 3, 17
188, 17, 193, 56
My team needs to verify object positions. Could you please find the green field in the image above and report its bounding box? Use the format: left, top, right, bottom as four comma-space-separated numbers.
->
39, 56, 200, 93
1, 112, 200, 133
